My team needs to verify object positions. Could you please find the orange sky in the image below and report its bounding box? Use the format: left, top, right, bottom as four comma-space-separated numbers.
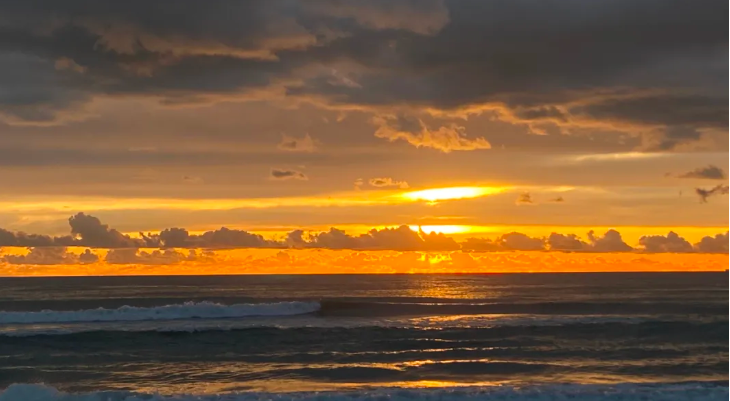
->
1, 247, 727, 276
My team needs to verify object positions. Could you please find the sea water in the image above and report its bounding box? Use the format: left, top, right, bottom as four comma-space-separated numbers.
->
0, 273, 727, 400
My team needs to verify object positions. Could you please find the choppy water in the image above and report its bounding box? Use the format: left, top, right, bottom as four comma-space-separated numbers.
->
0, 273, 727, 400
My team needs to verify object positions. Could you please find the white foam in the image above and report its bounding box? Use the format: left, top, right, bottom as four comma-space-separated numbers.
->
0, 301, 321, 324
0, 383, 726, 401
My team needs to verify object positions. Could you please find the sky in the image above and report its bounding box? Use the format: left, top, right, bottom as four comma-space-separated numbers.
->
0, 1, 728, 274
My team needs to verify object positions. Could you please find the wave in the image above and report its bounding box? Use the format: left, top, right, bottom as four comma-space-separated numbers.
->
0, 301, 321, 324
1, 383, 727, 401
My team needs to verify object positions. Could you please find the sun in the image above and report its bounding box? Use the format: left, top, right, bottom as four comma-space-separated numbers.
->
399, 186, 505, 203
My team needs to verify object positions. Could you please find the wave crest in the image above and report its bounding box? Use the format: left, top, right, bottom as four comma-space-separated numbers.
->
0, 301, 321, 324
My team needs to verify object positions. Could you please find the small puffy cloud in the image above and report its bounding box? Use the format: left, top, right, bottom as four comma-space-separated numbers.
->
368, 177, 409, 189
373, 115, 491, 153
676, 165, 726, 180
693, 232, 729, 254
515, 193, 534, 205
588, 229, 633, 252
695, 184, 729, 203
270, 168, 308, 180
277, 134, 317, 152
639, 232, 693, 253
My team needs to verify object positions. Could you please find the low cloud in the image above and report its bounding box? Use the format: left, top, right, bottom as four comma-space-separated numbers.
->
676, 165, 726, 180
639, 232, 693, 253
694, 232, 729, 254
270, 168, 308, 180
695, 184, 729, 203
588, 229, 633, 252
368, 177, 409, 189
0, 213, 726, 254
549, 196, 565, 203
277, 134, 317, 152
2, 247, 98, 265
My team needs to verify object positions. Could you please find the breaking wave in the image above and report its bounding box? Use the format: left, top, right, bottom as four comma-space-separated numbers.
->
0, 301, 321, 324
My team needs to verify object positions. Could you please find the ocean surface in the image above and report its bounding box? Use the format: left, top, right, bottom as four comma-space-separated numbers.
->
0, 273, 727, 400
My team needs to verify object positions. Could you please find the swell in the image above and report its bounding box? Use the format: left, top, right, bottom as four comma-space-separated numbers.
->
0, 301, 320, 324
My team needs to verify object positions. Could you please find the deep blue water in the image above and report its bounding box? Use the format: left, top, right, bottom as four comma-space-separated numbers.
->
0, 273, 727, 400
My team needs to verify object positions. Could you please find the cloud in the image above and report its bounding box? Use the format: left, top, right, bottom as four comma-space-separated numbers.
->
549, 196, 565, 203
676, 165, 726, 180
515, 193, 534, 205
277, 133, 317, 152
548, 233, 587, 251
368, 177, 409, 189
695, 184, 729, 203
0, 213, 726, 254
2, 247, 98, 265
693, 232, 729, 254
372, 115, 491, 152
106, 248, 214, 265
587, 229, 633, 252
639, 232, 693, 253
270, 168, 308, 180
0, 0, 723, 154
302, 225, 459, 251
68, 212, 143, 247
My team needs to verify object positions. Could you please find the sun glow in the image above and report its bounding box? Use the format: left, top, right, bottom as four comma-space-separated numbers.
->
408, 225, 475, 235
400, 187, 505, 203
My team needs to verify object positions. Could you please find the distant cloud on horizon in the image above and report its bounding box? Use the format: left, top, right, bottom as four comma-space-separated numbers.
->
0, 213, 726, 255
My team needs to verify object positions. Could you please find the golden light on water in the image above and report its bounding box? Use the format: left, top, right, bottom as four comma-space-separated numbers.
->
400, 187, 505, 203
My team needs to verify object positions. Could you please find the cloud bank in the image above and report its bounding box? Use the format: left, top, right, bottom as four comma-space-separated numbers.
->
0, 213, 726, 254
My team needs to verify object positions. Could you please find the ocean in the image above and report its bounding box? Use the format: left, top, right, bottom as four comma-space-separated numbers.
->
0, 273, 727, 400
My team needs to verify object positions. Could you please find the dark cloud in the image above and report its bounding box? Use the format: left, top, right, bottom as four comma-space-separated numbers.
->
0, 0, 721, 149
639, 232, 693, 253
0, 213, 726, 254
693, 232, 729, 254
301, 225, 459, 251
547, 233, 587, 251
68, 212, 144, 247
676, 165, 726, 180
549, 196, 565, 203
695, 184, 729, 203
587, 229, 633, 252
270, 168, 308, 180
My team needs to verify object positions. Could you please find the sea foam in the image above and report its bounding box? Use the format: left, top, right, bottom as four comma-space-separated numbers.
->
0, 301, 321, 324
0, 383, 726, 401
